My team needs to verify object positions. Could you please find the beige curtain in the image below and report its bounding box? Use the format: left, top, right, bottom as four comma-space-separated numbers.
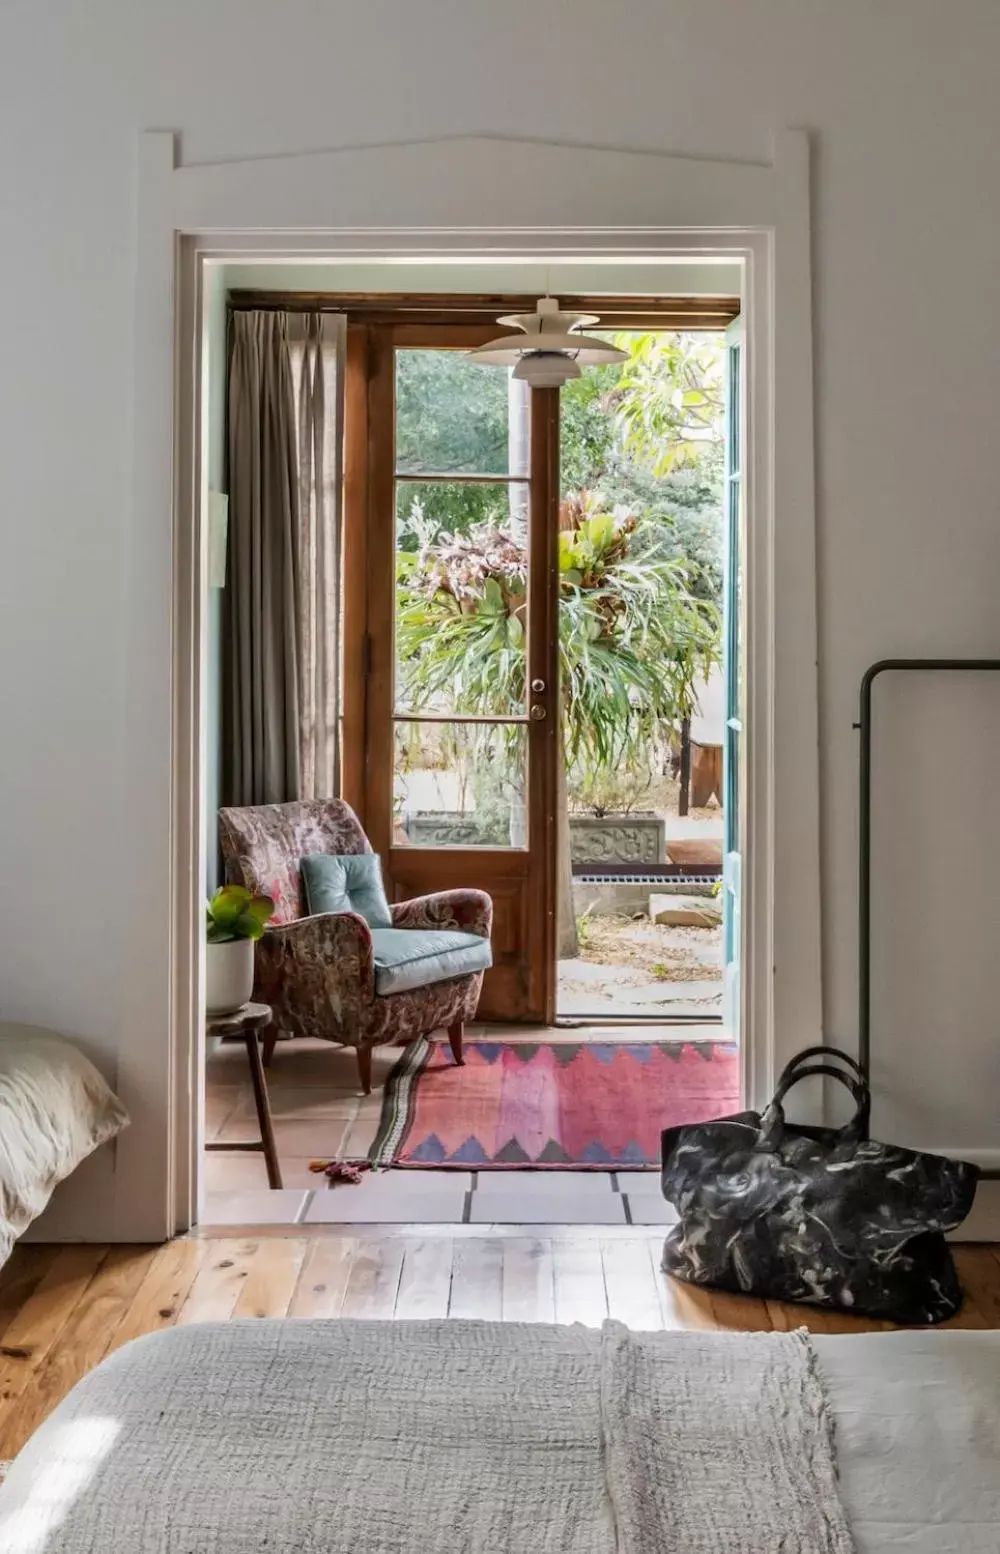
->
223, 310, 343, 807
289, 314, 344, 799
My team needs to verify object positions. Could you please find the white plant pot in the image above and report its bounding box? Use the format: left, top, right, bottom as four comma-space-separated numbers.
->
206, 938, 255, 1016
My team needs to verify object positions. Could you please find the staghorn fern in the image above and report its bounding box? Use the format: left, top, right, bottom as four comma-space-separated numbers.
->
395, 497, 720, 787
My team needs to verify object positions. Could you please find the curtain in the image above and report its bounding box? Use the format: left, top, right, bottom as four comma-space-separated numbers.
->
222, 310, 343, 807
289, 314, 344, 799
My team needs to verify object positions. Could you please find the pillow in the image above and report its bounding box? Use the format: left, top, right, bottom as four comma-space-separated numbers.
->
0, 1023, 130, 1269
300, 852, 393, 929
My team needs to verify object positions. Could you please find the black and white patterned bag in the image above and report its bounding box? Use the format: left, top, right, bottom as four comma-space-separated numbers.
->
660, 1045, 979, 1324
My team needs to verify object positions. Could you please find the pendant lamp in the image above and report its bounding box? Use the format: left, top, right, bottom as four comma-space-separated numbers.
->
468, 296, 627, 387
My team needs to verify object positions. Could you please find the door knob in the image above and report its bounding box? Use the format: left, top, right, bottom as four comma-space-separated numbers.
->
530, 704, 547, 721
530, 677, 546, 694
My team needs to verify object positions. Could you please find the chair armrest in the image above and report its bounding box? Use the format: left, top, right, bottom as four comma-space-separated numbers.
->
256, 911, 375, 1004
391, 888, 493, 939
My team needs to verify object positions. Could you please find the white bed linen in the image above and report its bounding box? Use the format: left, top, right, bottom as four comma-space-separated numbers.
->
814, 1331, 1000, 1553
0, 1023, 129, 1266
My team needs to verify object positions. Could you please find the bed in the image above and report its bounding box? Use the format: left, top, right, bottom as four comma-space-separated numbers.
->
0, 1318, 995, 1552
0, 1022, 129, 1268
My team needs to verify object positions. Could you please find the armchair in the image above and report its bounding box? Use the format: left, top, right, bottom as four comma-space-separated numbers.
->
218, 799, 493, 1092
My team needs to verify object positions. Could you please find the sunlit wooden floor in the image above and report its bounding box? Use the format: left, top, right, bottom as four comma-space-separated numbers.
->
0, 1232, 997, 1460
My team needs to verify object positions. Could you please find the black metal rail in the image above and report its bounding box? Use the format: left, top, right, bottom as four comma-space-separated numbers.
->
857, 657, 1000, 1175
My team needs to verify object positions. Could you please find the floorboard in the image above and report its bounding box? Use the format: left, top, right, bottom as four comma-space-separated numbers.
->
0, 1232, 994, 1460
552, 1240, 607, 1327
393, 1238, 454, 1320
176, 1239, 262, 1325
232, 1238, 307, 1320
340, 1238, 405, 1320
500, 1238, 555, 1324
287, 1237, 356, 1319
449, 1239, 503, 1321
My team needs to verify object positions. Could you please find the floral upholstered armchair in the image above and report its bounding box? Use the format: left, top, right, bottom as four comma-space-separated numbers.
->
218, 799, 493, 1093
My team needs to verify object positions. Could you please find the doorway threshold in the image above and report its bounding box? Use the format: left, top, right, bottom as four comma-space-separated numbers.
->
201, 1168, 678, 1231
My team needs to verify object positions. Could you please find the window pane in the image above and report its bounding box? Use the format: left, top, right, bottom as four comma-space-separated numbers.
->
395, 350, 529, 476
394, 720, 527, 848
395, 482, 528, 717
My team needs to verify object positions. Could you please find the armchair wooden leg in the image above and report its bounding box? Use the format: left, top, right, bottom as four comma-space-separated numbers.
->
262, 1030, 278, 1068
447, 1021, 465, 1066
357, 1044, 373, 1095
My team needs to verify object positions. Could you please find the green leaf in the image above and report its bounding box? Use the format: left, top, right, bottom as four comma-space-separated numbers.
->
584, 513, 615, 552
207, 885, 251, 929
233, 910, 267, 942
207, 885, 272, 941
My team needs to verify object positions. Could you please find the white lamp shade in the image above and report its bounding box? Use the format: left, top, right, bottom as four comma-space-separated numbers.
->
469, 295, 628, 373
512, 354, 582, 387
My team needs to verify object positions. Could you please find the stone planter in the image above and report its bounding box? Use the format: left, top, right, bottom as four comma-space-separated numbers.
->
405, 812, 503, 847
569, 812, 666, 865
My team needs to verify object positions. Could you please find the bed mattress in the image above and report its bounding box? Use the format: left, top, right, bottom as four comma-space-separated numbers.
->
0, 1321, 995, 1552
813, 1331, 1000, 1553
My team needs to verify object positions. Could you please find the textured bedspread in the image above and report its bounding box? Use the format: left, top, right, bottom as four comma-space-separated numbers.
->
0, 1318, 853, 1553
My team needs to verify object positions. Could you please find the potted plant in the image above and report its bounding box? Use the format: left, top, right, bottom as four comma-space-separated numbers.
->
205, 885, 274, 1016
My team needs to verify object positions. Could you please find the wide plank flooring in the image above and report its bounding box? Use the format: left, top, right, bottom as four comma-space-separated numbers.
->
0, 1233, 997, 1460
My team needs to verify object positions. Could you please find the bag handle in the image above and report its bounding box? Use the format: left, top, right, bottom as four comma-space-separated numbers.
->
775, 1044, 866, 1088
758, 1060, 871, 1150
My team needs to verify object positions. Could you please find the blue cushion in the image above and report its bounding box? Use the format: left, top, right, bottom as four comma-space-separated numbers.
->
369, 928, 492, 996
300, 853, 393, 929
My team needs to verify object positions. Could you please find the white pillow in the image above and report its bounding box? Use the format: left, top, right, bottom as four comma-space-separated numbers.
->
0, 1022, 129, 1265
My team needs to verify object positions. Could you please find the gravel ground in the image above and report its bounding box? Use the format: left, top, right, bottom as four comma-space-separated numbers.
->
570, 913, 723, 985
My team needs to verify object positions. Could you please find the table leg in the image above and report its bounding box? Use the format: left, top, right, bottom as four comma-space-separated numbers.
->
243, 1030, 283, 1189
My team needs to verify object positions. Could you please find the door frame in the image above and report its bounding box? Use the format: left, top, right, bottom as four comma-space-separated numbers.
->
128, 129, 820, 1239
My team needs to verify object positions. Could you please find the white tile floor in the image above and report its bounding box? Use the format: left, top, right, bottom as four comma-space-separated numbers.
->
202, 1028, 693, 1229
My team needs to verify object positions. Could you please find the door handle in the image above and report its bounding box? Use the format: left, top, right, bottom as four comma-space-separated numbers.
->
530, 677, 546, 694
530, 704, 547, 721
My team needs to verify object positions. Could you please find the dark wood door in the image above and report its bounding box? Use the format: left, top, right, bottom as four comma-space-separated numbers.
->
344, 323, 559, 1022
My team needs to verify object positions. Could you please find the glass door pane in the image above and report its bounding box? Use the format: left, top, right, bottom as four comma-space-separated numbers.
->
392, 349, 531, 848
554, 329, 728, 1021
722, 319, 744, 1041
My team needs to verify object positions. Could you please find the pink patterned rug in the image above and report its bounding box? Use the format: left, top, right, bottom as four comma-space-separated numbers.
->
368, 1038, 740, 1169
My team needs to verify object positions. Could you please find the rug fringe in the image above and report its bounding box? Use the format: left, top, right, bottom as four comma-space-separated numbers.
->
309, 1160, 370, 1185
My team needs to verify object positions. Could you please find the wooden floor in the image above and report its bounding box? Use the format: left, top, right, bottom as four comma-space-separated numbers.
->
0, 1232, 997, 1460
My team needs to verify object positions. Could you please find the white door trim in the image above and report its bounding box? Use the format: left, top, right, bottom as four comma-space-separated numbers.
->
125, 129, 821, 1238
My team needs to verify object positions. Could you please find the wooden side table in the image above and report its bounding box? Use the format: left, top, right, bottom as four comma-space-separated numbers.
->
205, 1001, 282, 1189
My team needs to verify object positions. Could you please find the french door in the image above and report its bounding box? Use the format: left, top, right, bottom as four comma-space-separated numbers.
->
345, 324, 560, 1021
722, 316, 745, 1041
337, 302, 745, 1031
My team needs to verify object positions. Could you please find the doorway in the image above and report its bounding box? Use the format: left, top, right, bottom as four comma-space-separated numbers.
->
202, 281, 747, 1226
338, 296, 743, 1035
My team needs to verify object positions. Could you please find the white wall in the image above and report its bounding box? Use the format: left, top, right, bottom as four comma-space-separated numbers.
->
221, 260, 743, 296
2, 0, 999, 1234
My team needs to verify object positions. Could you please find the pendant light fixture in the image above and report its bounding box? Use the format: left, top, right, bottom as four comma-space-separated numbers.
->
468, 296, 628, 387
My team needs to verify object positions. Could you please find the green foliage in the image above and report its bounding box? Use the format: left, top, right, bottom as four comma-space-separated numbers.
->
567, 765, 654, 818
395, 350, 509, 476
610, 332, 724, 475
556, 495, 719, 772
206, 885, 274, 944
396, 497, 719, 783
596, 450, 724, 604
393, 327, 726, 806
558, 359, 620, 490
